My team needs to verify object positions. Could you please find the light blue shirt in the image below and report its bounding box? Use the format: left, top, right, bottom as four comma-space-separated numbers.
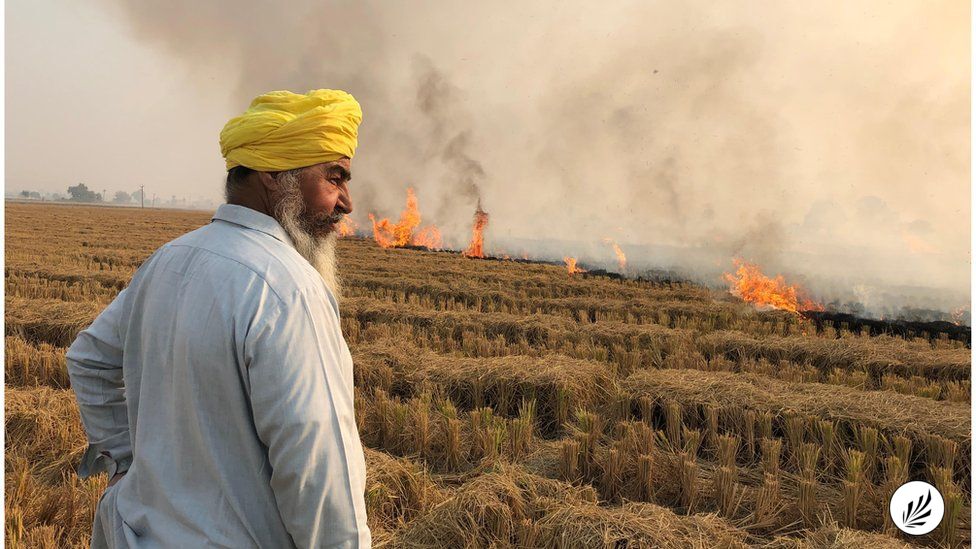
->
67, 204, 370, 548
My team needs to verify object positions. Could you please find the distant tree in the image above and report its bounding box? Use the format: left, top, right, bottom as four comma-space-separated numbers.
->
20, 190, 29, 198
28, 191, 41, 199
132, 188, 144, 205
67, 183, 99, 202
113, 191, 132, 204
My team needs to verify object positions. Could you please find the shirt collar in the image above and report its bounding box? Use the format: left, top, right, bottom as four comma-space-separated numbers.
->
211, 204, 294, 246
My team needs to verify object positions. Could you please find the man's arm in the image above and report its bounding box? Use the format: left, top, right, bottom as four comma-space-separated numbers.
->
66, 289, 132, 480
245, 290, 370, 548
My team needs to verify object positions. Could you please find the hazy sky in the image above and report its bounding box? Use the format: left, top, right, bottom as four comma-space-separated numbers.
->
6, 1, 970, 310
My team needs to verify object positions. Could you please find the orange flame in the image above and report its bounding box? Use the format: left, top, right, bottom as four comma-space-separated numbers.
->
602, 238, 627, 270
336, 216, 357, 237
412, 225, 442, 249
722, 259, 823, 314
368, 188, 440, 249
368, 214, 397, 248
564, 257, 586, 275
463, 204, 489, 258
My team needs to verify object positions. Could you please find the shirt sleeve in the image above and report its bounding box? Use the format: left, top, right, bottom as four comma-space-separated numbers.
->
244, 288, 370, 549
66, 288, 133, 480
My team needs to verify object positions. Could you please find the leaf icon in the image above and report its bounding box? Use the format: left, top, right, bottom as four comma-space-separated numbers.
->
906, 510, 931, 527
902, 490, 933, 528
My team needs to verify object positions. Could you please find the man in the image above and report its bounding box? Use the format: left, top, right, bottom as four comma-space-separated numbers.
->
66, 89, 371, 548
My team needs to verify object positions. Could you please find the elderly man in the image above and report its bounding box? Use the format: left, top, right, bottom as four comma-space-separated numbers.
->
66, 90, 371, 548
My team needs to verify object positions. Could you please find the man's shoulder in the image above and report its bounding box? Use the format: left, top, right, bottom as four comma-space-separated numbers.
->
151, 222, 320, 301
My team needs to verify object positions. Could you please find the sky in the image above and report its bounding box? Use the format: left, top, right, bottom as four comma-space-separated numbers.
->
5, 1, 971, 314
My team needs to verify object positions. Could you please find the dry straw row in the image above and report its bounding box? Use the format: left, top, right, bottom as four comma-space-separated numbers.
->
353, 341, 613, 434
550, 411, 967, 545
5, 335, 70, 389
698, 330, 970, 382
620, 369, 970, 485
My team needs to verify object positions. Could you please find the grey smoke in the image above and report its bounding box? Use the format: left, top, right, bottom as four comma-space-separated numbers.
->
7, 0, 969, 318
412, 56, 485, 214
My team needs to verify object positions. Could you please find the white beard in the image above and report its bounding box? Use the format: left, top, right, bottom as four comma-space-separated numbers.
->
273, 170, 343, 299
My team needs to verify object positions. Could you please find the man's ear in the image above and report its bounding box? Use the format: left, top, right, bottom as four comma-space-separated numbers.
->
256, 171, 280, 192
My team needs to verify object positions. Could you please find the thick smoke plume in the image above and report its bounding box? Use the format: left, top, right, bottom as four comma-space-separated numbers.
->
21, 1, 974, 317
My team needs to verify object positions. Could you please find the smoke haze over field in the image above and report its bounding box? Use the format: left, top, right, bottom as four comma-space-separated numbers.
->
6, 1, 970, 314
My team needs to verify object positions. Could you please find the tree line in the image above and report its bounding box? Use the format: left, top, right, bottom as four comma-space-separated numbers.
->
16, 184, 142, 204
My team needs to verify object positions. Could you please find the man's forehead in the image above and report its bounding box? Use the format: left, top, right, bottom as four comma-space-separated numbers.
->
302, 158, 351, 180
322, 158, 351, 171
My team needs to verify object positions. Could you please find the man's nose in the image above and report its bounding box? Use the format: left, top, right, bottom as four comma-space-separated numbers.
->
335, 185, 353, 215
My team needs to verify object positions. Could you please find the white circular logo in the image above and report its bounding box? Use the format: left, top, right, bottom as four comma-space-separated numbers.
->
889, 481, 945, 535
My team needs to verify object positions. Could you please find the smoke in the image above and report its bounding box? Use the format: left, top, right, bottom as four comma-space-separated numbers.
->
13, 0, 970, 316
412, 57, 486, 216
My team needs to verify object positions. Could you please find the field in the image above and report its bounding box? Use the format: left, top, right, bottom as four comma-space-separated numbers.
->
5, 201, 972, 548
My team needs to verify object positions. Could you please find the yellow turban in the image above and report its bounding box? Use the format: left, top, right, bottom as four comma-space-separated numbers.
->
219, 89, 363, 171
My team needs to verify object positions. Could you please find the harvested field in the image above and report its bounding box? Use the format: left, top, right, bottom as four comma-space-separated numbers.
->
620, 369, 971, 488
5, 202, 971, 548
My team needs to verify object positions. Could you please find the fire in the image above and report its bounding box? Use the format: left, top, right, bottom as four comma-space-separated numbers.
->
336, 216, 357, 237
902, 231, 938, 254
463, 203, 489, 258
950, 307, 968, 326
368, 188, 441, 249
602, 238, 627, 270
564, 257, 586, 275
369, 187, 420, 247
722, 259, 823, 315
412, 225, 442, 249
368, 214, 394, 247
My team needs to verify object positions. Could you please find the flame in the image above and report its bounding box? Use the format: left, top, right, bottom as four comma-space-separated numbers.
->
463, 204, 489, 258
901, 230, 939, 254
602, 237, 627, 270
722, 258, 823, 314
336, 216, 357, 237
368, 187, 440, 249
368, 214, 397, 248
950, 307, 968, 326
564, 257, 586, 275
412, 225, 442, 249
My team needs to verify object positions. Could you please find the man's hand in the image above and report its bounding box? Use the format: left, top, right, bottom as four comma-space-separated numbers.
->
107, 471, 126, 488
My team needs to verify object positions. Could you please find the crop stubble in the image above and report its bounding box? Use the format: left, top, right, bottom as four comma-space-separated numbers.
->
4, 202, 970, 548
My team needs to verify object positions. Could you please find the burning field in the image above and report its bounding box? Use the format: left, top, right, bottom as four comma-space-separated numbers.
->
5, 202, 972, 548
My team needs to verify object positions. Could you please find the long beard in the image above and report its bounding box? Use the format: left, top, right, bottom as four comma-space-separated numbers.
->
272, 170, 343, 299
